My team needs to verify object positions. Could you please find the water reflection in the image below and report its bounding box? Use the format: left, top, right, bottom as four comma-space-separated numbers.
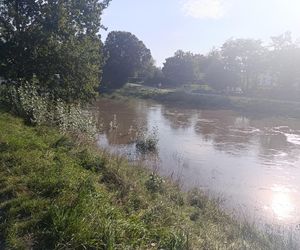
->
161, 105, 196, 130
93, 99, 148, 145
194, 111, 256, 154
271, 185, 295, 220
94, 98, 300, 226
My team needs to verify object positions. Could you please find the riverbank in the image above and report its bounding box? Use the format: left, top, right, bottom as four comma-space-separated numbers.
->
114, 84, 300, 118
0, 108, 296, 249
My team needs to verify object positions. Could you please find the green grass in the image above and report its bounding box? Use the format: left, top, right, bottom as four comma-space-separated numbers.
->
0, 108, 297, 249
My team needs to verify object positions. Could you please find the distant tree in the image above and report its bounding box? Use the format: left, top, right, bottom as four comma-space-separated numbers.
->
221, 39, 266, 92
102, 31, 153, 89
204, 50, 237, 92
162, 50, 205, 87
142, 65, 164, 87
270, 31, 295, 51
268, 32, 300, 91
0, 0, 110, 103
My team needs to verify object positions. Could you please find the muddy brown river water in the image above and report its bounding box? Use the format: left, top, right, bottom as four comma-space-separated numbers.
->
93, 97, 300, 230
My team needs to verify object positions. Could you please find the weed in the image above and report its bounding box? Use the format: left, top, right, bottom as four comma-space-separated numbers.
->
136, 127, 159, 153
145, 172, 165, 193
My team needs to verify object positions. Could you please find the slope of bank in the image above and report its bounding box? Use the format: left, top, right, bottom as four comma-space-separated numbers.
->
115, 84, 300, 118
0, 108, 295, 249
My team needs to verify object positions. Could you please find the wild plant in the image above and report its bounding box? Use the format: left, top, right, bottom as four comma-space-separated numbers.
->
145, 172, 165, 193
136, 126, 159, 153
0, 80, 97, 138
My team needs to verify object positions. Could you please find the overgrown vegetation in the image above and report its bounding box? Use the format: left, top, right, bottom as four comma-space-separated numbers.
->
0, 109, 297, 249
0, 1, 299, 249
1, 82, 96, 138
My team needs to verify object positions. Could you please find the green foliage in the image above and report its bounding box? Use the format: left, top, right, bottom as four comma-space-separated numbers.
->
135, 32, 300, 99
119, 84, 300, 118
204, 50, 238, 91
117, 83, 175, 99
119, 84, 233, 108
143, 65, 165, 86
220, 38, 266, 91
0, 81, 97, 138
162, 50, 206, 87
2, 79, 49, 125
0, 111, 187, 249
0, 0, 110, 103
55, 101, 97, 138
145, 173, 165, 193
103, 31, 153, 89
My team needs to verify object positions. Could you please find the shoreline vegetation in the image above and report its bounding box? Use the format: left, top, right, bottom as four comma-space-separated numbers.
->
112, 83, 300, 118
0, 107, 298, 249
1, 1, 300, 249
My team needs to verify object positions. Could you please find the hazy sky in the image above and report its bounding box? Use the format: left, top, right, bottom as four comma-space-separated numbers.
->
101, 0, 300, 66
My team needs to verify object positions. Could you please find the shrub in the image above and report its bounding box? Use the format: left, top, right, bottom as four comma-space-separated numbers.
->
0, 81, 96, 138
55, 100, 97, 138
1, 80, 49, 124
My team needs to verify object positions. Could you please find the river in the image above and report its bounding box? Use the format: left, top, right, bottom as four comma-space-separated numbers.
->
92, 97, 300, 230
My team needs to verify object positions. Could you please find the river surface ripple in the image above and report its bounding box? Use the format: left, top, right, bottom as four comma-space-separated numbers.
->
92, 98, 300, 231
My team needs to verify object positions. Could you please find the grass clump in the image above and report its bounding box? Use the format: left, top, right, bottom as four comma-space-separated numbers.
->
136, 127, 159, 154
145, 173, 165, 193
0, 108, 298, 249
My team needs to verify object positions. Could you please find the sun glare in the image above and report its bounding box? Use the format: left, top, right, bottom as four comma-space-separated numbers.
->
271, 186, 295, 220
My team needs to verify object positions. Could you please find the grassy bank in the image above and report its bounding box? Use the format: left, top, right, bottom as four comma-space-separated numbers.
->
0, 108, 296, 249
116, 84, 300, 118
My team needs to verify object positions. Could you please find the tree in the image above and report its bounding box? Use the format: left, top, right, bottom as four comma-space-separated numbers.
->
102, 31, 153, 89
162, 50, 205, 87
221, 39, 266, 92
268, 32, 300, 91
204, 50, 237, 92
0, 0, 110, 103
141, 64, 164, 87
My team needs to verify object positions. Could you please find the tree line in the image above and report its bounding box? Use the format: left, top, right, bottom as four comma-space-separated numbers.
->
103, 30, 300, 101
1, 1, 300, 104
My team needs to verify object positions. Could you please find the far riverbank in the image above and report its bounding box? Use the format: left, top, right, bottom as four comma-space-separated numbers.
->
112, 84, 300, 118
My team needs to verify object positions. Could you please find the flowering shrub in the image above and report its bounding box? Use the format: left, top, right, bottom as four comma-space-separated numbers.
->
55, 101, 97, 139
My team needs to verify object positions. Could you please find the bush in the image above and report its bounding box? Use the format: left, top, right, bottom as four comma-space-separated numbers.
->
1, 80, 49, 124
0, 81, 96, 138
55, 101, 96, 138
